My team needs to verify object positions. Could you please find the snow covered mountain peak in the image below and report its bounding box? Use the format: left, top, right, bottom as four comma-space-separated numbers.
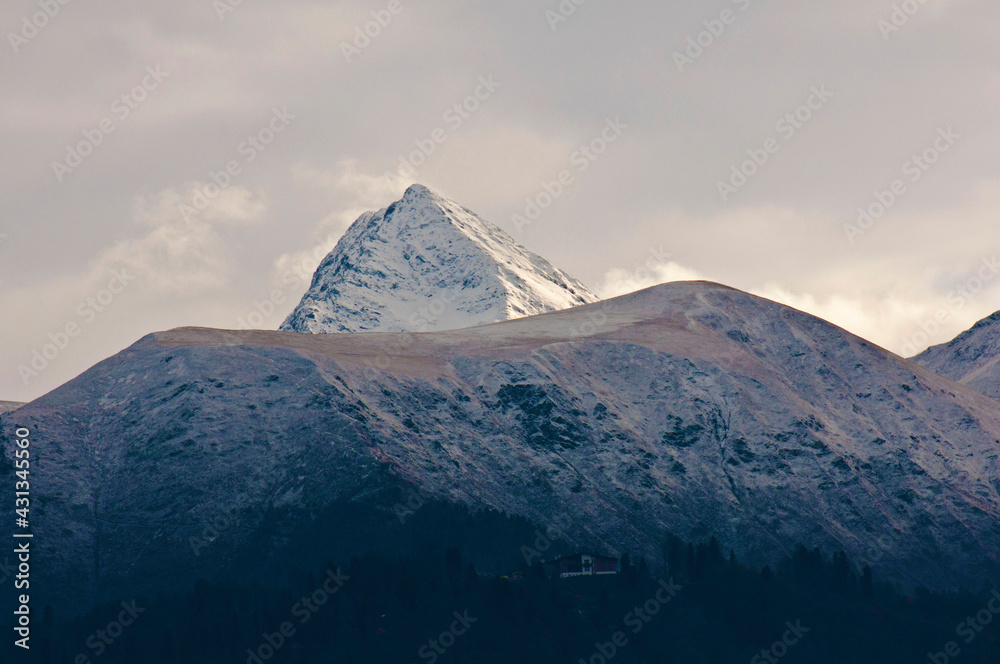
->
400, 182, 439, 201
281, 185, 598, 333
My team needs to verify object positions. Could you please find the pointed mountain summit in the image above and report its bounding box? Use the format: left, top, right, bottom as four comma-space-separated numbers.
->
281, 184, 598, 333
913, 309, 1000, 399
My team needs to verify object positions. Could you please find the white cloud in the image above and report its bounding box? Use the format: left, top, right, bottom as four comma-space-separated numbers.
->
4, 0, 1000, 403
270, 159, 402, 294
132, 182, 266, 227
4, 182, 266, 315
293, 159, 404, 204
597, 259, 704, 299
270, 235, 337, 289
99, 183, 267, 293
749, 284, 930, 354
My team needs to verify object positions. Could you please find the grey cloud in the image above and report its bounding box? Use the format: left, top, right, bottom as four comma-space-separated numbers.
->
1, 0, 999, 400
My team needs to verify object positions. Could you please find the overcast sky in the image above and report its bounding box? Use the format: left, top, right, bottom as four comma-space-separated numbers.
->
2, 0, 999, 402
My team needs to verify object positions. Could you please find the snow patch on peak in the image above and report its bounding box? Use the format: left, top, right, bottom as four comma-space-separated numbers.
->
281, 186, 598, 334
402, 183, 435, 200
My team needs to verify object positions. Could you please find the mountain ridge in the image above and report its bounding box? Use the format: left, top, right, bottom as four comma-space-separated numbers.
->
914, 308, 1000, 399
8, 281, 1000, 614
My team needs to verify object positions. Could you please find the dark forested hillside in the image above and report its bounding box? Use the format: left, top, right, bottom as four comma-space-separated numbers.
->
9, 505, 1000, 664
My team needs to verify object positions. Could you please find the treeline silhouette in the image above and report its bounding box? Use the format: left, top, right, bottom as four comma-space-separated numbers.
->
17, 520, 1000, 663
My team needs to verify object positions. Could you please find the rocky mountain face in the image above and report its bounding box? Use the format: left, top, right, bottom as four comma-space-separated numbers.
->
280, 184, 597, 333
914, 310, 1000, 400
7, 282, 1000, 613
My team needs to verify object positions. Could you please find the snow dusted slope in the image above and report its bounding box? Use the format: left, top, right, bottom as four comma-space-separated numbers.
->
914, 310, 1000, 399
7, 282, 1000, 612
280, 184, 597, 333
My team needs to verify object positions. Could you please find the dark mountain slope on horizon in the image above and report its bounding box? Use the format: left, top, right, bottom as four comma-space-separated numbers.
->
5, 280, 1000, 614
914, 309, 1000, 400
